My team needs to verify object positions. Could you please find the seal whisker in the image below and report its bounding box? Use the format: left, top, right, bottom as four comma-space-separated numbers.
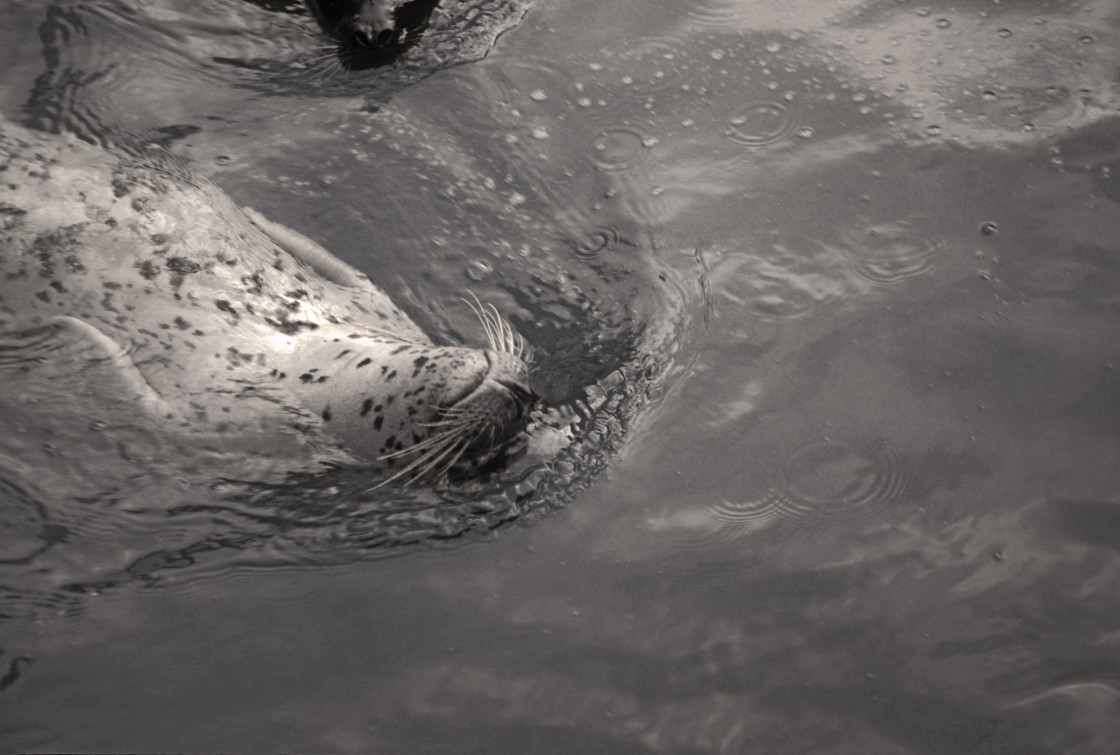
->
379, 432, 455, 459
420, 416, 477, 429
463, 293, 531, 362
463, 293, 498, 351
373, 430, 469, 488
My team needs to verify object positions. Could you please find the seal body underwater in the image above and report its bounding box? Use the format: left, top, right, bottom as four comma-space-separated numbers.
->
0, 119, 533, 480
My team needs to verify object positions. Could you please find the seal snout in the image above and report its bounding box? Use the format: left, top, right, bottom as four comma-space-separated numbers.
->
351, 1, 396, 47
442, 350, 535, 449
309, 0, 442, 70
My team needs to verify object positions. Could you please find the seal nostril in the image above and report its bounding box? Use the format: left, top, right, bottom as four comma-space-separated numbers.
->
376, 28, 395, 46
351, 29, 372, 47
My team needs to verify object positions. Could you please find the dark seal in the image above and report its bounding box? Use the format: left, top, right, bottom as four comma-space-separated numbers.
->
305, 0, 442, 70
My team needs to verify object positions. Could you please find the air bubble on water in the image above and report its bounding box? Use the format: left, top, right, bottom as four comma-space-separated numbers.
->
795, 126, 814, 139
1079, 35, 1094, 45
915, 7, 931, 17
531, 127, 549, 139
925, 124, 943, 137
578, 97, 592, 107
1021, 122, 1035, 132
766, 41, 782, 53
997, 28, 1012, 38
588, 62, 602, 71
710, 49, 725, 61
529, 89, 547, 101
89, 420, 107, 432
981, 90, 997, 101
936, 18, 952, 29
980, 222, 999, 236
881, 55, 897, 65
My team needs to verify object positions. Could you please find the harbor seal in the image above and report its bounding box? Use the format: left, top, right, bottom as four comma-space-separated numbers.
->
0, 119, 533, 483
304, 0, 442, 70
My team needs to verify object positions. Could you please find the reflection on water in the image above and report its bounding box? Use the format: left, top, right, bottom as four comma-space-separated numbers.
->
2, 0, 1120, 751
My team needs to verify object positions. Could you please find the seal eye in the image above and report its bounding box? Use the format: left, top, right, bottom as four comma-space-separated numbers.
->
497, 380, 536, 419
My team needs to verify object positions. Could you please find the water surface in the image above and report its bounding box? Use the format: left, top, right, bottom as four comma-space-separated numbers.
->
2, 0, 1119, 752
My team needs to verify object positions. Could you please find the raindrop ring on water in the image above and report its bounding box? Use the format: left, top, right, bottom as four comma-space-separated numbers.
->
722, 101, 795, 147
590, 125, 658, 172
779, 438, 912, 522
843, 221, 943, 285
568, 226, 624, 261
703, 438, 914, 531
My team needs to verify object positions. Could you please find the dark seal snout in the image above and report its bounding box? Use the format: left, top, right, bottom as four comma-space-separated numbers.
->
306, 0, 442, 70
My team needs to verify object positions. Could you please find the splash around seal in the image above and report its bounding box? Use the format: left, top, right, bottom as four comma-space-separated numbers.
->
0, 119, 533, 482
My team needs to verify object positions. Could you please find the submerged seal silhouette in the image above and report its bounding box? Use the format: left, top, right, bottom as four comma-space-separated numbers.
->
0, 120, 533, 482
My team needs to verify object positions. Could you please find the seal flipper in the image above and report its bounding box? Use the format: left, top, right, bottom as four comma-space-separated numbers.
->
50, 316, 180, 422
242, 206, 370, 289
49, 317, 354, 463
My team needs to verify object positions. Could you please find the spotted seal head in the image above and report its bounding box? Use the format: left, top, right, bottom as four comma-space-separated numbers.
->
0, 119, 534, 482
304, 0, 442, 70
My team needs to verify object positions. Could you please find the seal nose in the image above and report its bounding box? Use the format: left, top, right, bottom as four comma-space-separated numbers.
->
350, 24, 395, 48
351, 25, 396, 48
350, 2, 397, 48
437, 349, 534, 450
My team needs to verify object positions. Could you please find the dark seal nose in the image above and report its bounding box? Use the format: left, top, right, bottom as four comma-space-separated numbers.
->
351, 24, 396, 48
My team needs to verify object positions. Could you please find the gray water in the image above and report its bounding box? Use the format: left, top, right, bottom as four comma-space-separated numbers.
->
2, 0, 1120, 752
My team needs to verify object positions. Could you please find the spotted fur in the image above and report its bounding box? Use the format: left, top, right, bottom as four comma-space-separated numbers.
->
0, 119, 532, 480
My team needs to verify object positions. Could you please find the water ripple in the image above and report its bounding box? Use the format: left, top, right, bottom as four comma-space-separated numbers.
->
563, 225, 629, 262
685, 0, 760, 29
977, 85, 1088, 136
776, 438, 913, 522
0, 474, 52, 565
590, 125, 660, 173
722, 101, 796, 147
610, 38, 702, 97
657, 439, 915, 553
709, 231, 856, 321
843, 221, 943, 285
